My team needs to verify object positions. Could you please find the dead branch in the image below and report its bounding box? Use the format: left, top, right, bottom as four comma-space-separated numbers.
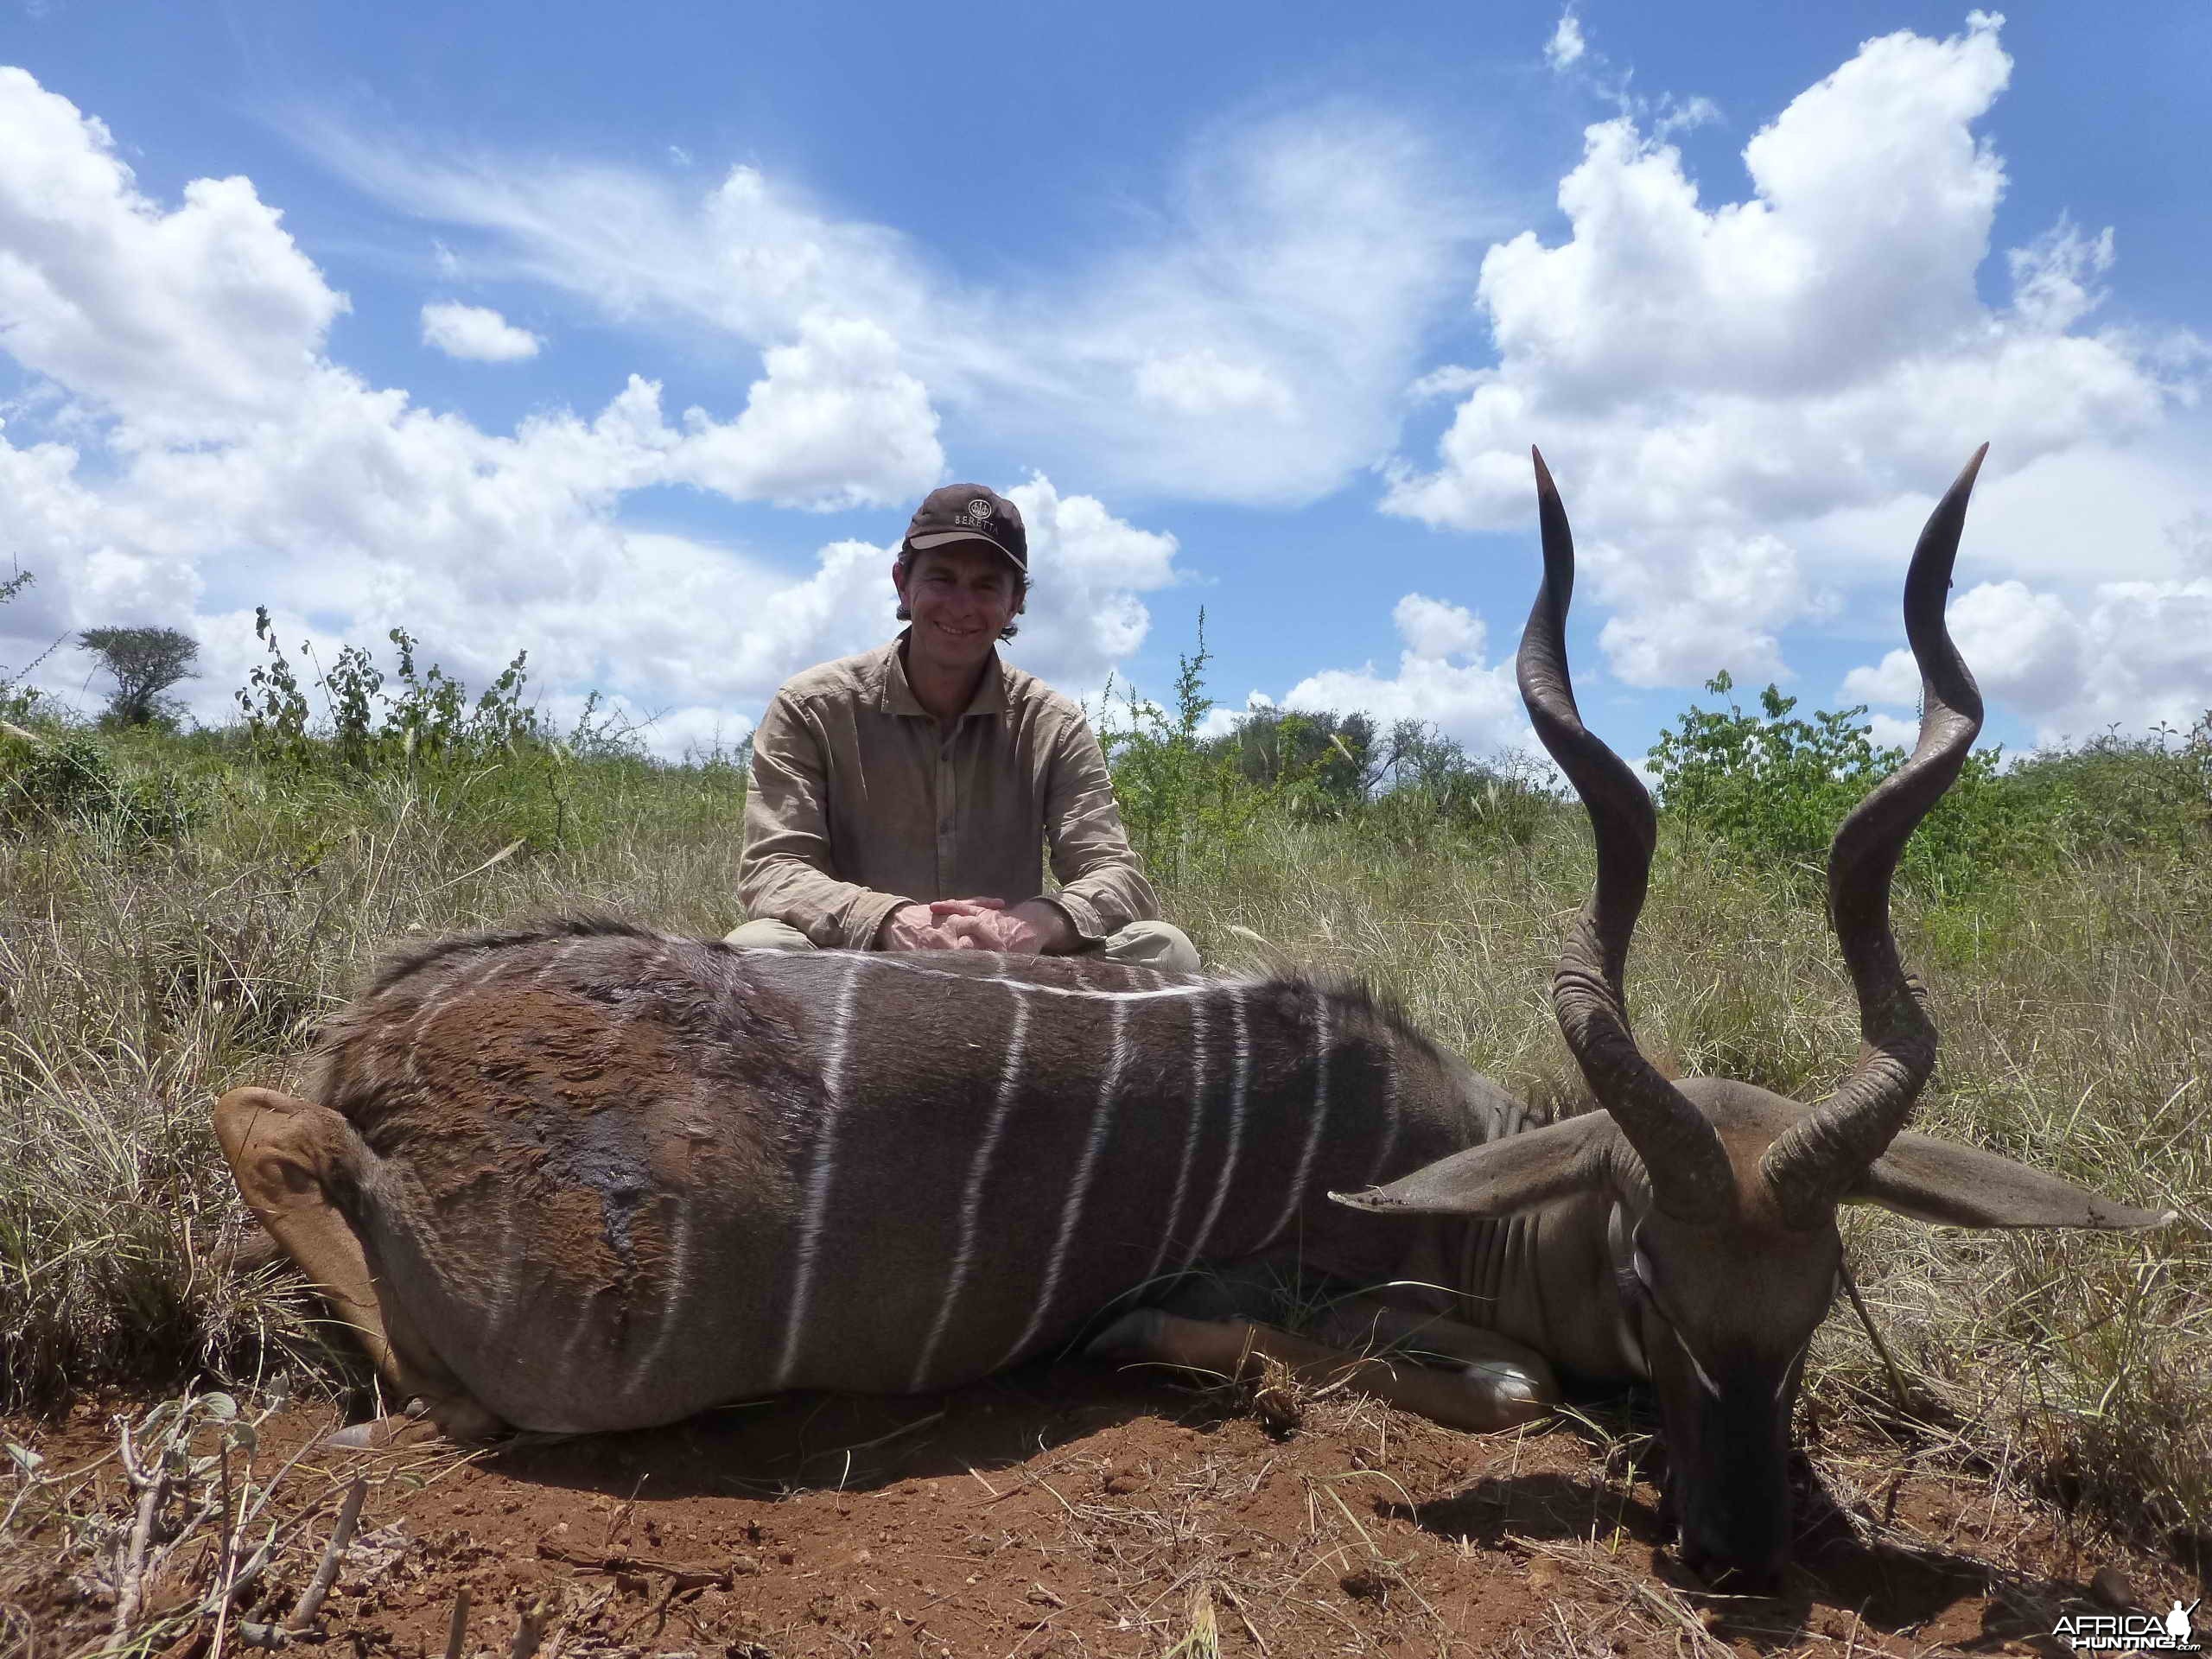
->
284, 1478, 366, 1630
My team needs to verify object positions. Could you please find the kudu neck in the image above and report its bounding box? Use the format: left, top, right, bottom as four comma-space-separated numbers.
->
1450, 1191, 1629, 1387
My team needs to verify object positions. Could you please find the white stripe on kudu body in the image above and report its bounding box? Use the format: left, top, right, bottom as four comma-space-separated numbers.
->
1184, 983, 1252, 1267
1001, 996, 1131, 1368
773, 953, 867, 1389
482, 1182, 524, 1338
1144, 992, 1211, 1282
1264, 986, 1333, 1247
910, 987, 1033, 1390
1364, 1047, 1402, 1190
610, 944, 675, 1031
529, 937, 589, 989
749, 948, 1221, 1006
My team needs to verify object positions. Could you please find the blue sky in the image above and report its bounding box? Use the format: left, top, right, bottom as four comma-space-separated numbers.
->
3, 2, 2207, 765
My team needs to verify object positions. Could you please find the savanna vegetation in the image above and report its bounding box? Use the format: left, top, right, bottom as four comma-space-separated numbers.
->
3, 596, 2208, 1644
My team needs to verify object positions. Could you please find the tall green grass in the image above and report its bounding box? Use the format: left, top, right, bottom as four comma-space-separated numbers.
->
1, 675, 2206, 1565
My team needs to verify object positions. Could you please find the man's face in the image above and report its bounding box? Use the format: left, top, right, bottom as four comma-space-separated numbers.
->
894, 543, 1020, 678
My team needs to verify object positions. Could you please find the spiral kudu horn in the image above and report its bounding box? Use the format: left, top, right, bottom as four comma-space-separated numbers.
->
1759, 446, 1989, 1227
1517, 449, 1734, 1221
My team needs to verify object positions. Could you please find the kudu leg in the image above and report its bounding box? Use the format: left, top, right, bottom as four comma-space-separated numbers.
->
1299, 1293, 1563, 1402
1087, 1308, 1556, 1433
213, 1089, 502, 1443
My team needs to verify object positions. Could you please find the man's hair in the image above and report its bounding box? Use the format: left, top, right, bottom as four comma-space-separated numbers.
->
894, 543, 1030, 641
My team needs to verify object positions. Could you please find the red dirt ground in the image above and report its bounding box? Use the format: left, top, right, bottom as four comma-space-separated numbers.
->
5, 1361, 2202, 1658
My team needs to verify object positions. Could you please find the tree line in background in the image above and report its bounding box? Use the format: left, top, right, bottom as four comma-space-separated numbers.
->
3, 576, 2209, 887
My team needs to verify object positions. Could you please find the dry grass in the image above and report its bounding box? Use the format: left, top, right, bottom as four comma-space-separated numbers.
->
1, 738, 2206, 1579
0, 1389, 468, 1658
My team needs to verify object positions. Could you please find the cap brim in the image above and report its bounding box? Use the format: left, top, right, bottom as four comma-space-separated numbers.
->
906, 529, 1025, 568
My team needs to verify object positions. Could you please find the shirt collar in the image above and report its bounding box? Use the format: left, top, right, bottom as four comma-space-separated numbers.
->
879, 631, 1008, 721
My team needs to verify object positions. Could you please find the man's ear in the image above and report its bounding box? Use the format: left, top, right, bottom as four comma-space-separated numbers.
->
1333, 1114, 1619, 1219
1852, 1130, 2179, 1230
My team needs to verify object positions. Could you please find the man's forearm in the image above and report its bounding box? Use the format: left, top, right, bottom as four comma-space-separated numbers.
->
740, 855, 909, 950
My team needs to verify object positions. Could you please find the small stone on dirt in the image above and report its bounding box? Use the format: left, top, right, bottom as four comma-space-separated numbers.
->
1526, 1556, 1565, 1594
2089, 1566, 2136, 1609
1251, 1382, 1302, 1438
1340, 1565, 1394, 1602
340, 1522, 410, 1588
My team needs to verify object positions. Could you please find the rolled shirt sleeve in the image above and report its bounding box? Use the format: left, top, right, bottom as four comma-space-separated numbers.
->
1039, 712, 1160, 944
738, 692, 912, 949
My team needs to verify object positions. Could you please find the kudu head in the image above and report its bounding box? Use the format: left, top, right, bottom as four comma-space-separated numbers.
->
1342, 447, 2174, 1589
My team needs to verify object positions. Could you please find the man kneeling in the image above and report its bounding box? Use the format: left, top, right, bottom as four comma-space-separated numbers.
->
729, 483, 1198, 974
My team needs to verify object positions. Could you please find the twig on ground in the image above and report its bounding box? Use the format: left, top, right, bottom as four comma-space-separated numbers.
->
507, 1594, 555, 1659
207, 1436, 244, 1659
536, 1541, 733, 1593
284, 1477, 366, 1630
107, 1430, 170, 1651
442, 1586, 473, 1659
1840, 1254, 1914, 1421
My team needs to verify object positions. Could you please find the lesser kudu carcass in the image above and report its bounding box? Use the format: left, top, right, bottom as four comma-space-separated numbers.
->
213, 446, 2171, 1587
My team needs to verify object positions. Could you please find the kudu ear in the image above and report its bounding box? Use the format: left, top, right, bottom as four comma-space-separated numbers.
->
1851, 1129, 2179, 1230
1332, 1114, 1620, 1218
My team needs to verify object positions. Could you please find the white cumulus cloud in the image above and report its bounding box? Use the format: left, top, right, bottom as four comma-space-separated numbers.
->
1236, 593, 1522, 752
0, 69, 1181, 754
420, 299, 542, 361
0, 66, 344, 439
1583, 531, 1823, 688
664, 312, 941, 511
1382, 14, 2201, 697
1842, 575, 2212, 745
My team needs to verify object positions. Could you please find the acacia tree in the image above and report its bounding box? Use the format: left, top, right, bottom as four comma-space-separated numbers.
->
79, 625, 199, 727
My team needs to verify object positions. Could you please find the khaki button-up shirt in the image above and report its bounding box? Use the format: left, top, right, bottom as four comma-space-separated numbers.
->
739, 636, 1160, 950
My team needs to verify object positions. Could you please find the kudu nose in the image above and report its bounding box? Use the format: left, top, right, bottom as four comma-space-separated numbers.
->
1679, 1529, 1788, 1597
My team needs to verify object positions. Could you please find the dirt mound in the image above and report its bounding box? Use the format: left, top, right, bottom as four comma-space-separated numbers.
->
4, 1363, 2195, 1657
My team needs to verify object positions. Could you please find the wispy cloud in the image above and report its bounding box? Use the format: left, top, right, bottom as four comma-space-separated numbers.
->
1544, 8, 1586, 72
294, 100, 1487, 506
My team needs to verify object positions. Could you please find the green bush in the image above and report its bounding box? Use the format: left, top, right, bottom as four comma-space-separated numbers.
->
236, 608, 561, 772
1096, 613, 1278, 886
0, 727, 198, 844
1647, 673, 2067, 894
1994, 721, 2211, 857
1211, 704, 1377, 814
1354, 724, 1557, 855
227, 610, 658, 855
